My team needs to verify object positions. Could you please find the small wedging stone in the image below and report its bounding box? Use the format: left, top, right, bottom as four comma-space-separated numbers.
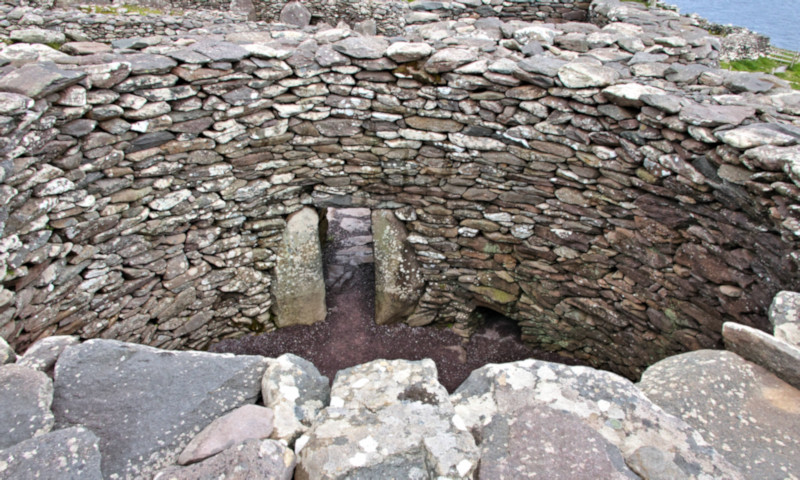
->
723, 321, 800, 390
296, 358, 478, 479
0, 426, 102, 480
0, 364, 54, 449
262, 353, 329, 445
640, 350, 800, 480
156, 439, 295, 480
0, 336, 15, 364
715, 123, 800, 149
558, 60, 620, 88
770, 291, 800, 347
52, 339, 268, 479
178, 404, 274, 465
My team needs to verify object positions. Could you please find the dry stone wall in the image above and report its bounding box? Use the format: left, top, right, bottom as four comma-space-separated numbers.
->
1, 0, 800, 380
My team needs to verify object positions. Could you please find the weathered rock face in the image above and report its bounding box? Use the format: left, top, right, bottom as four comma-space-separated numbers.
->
0, 0, 799, 382
52, 339, 268, 479
0, 364, 54, 449
273, 207, 327, 328
639, 350, 800, 480
295, 359, 479, 479
770, 291, 800, 347
451, 359, 745, 480
372, 209, 424, 325
723, 321, 800, 390
0, 426, 103, 480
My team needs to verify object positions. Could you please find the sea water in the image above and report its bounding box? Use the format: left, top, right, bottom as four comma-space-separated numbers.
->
665, 0, 799, 51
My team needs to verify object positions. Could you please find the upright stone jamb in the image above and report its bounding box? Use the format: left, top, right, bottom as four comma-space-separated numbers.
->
273, 207, 327, 327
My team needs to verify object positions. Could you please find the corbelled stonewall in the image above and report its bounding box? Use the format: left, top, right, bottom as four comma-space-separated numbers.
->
1, 0, 800, 476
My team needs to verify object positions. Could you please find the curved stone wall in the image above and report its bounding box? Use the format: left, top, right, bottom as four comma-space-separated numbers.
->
1, 0, 799, 380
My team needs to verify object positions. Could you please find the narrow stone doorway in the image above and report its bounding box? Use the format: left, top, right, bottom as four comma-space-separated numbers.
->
322, 208, 374, 295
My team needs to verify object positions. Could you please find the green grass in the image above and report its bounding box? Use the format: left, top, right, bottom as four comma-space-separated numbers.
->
79, 4, 181, 15
721, 57, 800, 90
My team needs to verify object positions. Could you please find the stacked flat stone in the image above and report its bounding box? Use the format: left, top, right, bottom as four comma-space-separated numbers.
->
0, 0, 799, 381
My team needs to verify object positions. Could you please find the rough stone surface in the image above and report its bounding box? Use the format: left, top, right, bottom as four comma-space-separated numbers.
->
0, 426, 102, 480
156, 439, 295, 480
262, 353, 330, 445
451, 359, 743, 480
178, 404, 274, 465
273, 207, 326, 328
372, 209, 424, 325
769, 291, 800, 347
0, 364, 54, 449
640, 350, 800, 480
52, 339, 268, 479
0, 336, 14, 364
295, 359, 479, 479
279, 2, 311, 28
723, 322, 800, 390
0, 63, 85, 98
17, 335, 80, 377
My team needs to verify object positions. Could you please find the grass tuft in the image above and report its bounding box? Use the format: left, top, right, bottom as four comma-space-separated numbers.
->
721, 57, 800, 90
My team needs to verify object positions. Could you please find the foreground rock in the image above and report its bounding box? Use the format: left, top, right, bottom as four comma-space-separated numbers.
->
295, 359, 479, 479
0, 426, 102, 480
639, 350, 800, 480
451, 359, 743, 479
723, 321, 800, 389
0, 364, 54, 449
52, 339, 268, 479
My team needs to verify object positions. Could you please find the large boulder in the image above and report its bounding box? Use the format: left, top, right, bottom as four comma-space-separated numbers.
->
0, 426, 102, 480
0, 364, 53, 449
273, 207, 327, 327
639, 350, 800, 480
52, 339, 268, 479
451, 359, 743, 479
295, 359, 479, 479
372, 209, 424, 325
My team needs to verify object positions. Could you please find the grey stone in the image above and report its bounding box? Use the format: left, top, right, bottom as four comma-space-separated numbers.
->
386, 42, 434, 63
52, 339, 268, 479
191, 41, 250, 63
0, 43, 72, 63
0, 63, 86, 99
279, 1, 311, 28
273, 207, 326, 327
679, 103, 755, 127
0, 92, 33, 115
121, 53, 178, 75
770, 291, 800, 347
156, 439, 295, 480
452, 360, 744, 480
640, 93, 684, 114
332, 36, 389, 59
16, 335, 79, 377
626, 446, 688, 480
262, 353, 329, 444
640, 350, 800, 480
372, 209, 424, 325
296, 359, 478, 479
558, 60, 620, 88
0, 336, 14, 364
723, 321, 800, 390
724, 72, 779, 93
61, 42, 112, 55
478, 405, 638, 479
0, 426, 102, 480
424, 48, 479, 73
9, 28, 65, 45
518, 55, 568, 77
315, 118, 362, 137
178, 404, 274, 465
0, 364, 54, 449
715, 123, 800, 149
602, 83, 666, 107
